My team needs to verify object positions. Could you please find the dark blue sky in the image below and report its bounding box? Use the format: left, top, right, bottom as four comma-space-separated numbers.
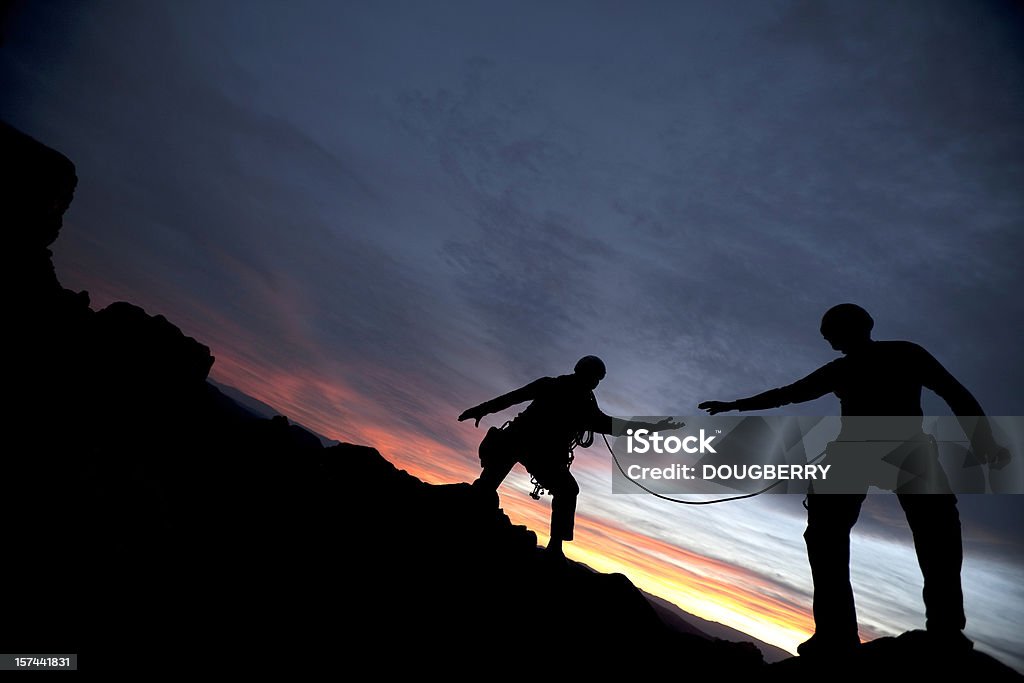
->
2, 0, 1022, 665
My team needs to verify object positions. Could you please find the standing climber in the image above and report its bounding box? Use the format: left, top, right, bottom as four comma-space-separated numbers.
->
698, 304, 1008, 657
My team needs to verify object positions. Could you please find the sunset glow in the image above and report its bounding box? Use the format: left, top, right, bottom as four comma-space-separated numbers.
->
208, 344, 816, 654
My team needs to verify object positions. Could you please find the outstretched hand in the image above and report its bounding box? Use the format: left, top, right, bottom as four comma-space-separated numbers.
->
458, 408, 483, 428
698, 400, 734, 415
653, 417, 685, 430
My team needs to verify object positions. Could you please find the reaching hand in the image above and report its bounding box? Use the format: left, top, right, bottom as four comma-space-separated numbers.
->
698, 400, 734, 416
653, 417, 684, 430
458, 408, 483, 428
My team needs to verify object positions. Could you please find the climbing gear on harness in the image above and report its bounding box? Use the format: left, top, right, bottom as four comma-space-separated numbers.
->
529, 428, 593, 499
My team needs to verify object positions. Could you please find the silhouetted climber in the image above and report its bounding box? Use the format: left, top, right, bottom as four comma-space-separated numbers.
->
698, 304, 1008, 658
459, 355, 679, 558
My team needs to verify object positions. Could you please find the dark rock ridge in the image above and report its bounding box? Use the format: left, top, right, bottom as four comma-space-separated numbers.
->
771, 630, 1022, 680
3, 122, 1019, 679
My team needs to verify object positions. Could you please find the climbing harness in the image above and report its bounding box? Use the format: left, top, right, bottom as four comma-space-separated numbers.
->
529, 428, 593, 500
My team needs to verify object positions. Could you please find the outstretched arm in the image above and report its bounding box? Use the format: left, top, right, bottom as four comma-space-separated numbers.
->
598, 414, 683, 436
618, 416, 683, 435
584, 397, 682, 436
919, 347, 1009, 468
457, 378, 550, 427
699, 362, 838, 415
566, 389, 683, 436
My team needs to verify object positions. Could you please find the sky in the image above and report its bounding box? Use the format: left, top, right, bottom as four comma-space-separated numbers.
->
2, 0, 1023, 668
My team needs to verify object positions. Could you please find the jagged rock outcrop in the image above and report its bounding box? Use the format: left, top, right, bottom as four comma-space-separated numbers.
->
3, 123, 330, 661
